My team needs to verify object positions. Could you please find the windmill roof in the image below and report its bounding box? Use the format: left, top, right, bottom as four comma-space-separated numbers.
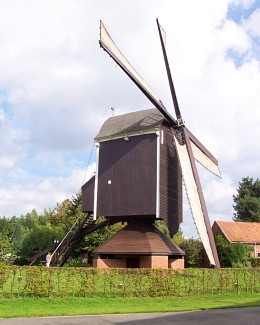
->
95, 108, 166, 141
94, 221, 184, 256
212, 221, 260, 243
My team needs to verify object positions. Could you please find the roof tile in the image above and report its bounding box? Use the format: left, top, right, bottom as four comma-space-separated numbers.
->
213, 221, 260, 243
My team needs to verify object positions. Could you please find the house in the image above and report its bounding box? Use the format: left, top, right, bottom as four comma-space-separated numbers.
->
212, 221, 260, 258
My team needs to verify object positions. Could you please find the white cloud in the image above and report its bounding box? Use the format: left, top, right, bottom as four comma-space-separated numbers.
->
0, 163, 96, 217
0, 108, 28, 170
243, 8, 260, 36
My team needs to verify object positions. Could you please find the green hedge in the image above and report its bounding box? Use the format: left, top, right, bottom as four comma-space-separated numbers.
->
1, 266, 260, 299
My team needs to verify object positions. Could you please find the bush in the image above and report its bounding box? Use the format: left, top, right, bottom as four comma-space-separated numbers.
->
215, 235, 252, 267
179, 239, 205, 268
1, 266, 260, 299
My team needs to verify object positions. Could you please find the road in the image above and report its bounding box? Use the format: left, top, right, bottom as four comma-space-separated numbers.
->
0, 307, 259, 325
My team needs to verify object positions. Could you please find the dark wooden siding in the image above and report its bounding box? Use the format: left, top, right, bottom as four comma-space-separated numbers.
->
160, 124, 183, 235
97, 133, 157, 217
82, 176, 95, 212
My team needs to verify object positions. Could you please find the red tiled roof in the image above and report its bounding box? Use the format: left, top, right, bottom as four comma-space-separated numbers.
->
212, 221, 260, 243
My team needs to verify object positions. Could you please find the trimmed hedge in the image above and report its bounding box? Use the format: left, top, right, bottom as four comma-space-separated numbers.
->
0, 266, 260, 299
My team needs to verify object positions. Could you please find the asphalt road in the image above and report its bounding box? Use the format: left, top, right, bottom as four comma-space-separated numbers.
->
0, 307, 260, 325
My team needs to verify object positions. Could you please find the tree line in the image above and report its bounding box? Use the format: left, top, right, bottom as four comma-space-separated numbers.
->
0, 176, 259, 267
0, 193, 121, 266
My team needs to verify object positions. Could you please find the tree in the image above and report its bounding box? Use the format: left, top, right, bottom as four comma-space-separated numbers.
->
48, 194, 86, 234
154, 220, 171, 238
179, 239, 205, 268
12, 222, 23, 250
0, 234, 16, 265
19, 209, 40, 232
18, 224, 64, 264
215, 234, 252, 267
0, 217, 14, 237
48, 199, 73, 230
233, 177, 260, 222
172, 228, 185, 246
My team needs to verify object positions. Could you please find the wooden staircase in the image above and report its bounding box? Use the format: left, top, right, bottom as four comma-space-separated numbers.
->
29, 214, 117, 266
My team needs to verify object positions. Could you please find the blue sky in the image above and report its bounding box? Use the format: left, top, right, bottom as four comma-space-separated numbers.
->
0, 0, 259, 238
227, 0, 260, 22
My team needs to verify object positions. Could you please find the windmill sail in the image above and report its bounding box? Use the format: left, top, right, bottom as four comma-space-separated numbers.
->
187, 129, 221, 177
156, 19, 220, 177
174, 135, 215, 265
190, 141, 221, 177
99, 20, 177, 127
156, 19, 220, 267
156, 19, 182, 121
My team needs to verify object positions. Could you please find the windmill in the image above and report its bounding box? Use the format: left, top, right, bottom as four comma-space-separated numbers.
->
30, 20, 221, 268
97, 19, 221, 268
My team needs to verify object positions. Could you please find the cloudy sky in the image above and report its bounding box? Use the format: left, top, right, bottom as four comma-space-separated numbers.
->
0, 0, 259, 237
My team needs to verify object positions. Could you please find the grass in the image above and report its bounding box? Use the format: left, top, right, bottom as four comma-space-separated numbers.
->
1, 293, 260, 318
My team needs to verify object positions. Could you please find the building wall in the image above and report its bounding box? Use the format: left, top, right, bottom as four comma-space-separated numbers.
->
93, 258, 126, 268
253, 244, 260, 258
169, 257, 184, 269
94, 255, 185, 269
150, 255, 168, 269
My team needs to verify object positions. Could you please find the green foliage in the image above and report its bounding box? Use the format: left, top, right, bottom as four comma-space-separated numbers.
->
19, 225, 64, 263
0, 192, 91, 265
38, 209, 51, 226
179, 239, 205, 268
215, 235, 252, 267
1, 267, 260, 300
20, 209, 40, 231
12, 223, 23, 250
233, 177, 260, 222
48, 193, 86, 234
154, 220, 171, 238
0, 234, 16, 265
0, 217, 15, 237
48, 199, 74, 231
248, 258, 260, 268
172, 228, 185, 246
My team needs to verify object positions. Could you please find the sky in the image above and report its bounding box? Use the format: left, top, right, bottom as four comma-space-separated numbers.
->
0, 0, 259, 238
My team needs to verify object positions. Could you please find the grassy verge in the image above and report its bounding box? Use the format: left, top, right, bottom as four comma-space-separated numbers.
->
1, 293, 260, 318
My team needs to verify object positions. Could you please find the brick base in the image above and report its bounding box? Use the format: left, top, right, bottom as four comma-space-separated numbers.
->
169, 257, 184, 269
93, 258, 126, 268
94, 255, 184, 269
151, 255, 168, 268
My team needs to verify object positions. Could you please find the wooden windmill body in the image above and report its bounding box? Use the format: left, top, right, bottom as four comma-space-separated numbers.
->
82, 108, 182, 235
82, 108, 185, 269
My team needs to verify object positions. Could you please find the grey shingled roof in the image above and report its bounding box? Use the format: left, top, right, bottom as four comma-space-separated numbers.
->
95, 108, 165, 141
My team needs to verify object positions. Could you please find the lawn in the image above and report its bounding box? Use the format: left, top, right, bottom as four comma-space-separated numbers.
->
1, 293, 260, 318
